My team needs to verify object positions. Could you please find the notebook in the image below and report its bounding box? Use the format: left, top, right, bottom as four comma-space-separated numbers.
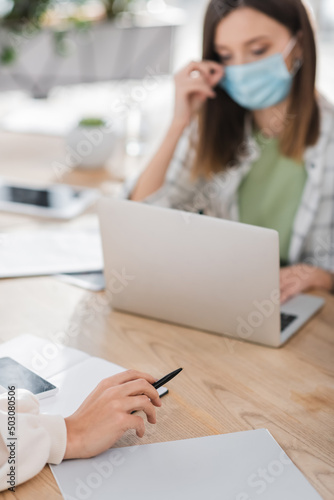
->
0, 335, 167, 418
51, 428, 322, 500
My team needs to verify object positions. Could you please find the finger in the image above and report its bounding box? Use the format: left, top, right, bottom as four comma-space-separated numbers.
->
187, 73, 216, 96
280, 290, 293, 304
120, 379, 162, 406
280, 266, 290, 277
94, 370, 158, 395
280, 283, 290, 303
124, 395, 157, 424
183, 60, 205, 76
210, 69, 224, 88
185, 60, 223, 81
187, 67, 224, 90
202, 62, 225, 87
123, 415, 146, 438
203, 60, 226, 72
115, 370, 158, 386
279, 269, 291, 287
182, 80, 216, 99
280, 280, 300, 303
188, 72, 208, 84
280, 280, 292, 296
280, 268, 302, 296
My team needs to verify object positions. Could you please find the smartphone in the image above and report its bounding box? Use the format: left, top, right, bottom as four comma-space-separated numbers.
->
0, 180, 99, 219
0, 183, 74, 208
0, 357, 58, 399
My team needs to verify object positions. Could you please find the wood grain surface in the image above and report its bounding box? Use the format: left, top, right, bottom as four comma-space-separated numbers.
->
0, 132, 333, 499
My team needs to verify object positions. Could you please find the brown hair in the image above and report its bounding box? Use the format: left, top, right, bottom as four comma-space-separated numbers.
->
193, 0, 320, 178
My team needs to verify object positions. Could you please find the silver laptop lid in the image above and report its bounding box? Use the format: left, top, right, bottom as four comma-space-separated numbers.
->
98, 198, 281, 347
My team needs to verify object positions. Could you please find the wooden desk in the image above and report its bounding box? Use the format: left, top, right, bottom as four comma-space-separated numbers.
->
0, 132, 333, 500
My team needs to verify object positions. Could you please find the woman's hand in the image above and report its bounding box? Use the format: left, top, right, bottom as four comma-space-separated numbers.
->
64, 370, 162, 460
280, 264, 332, 303
172, 60, 224, 130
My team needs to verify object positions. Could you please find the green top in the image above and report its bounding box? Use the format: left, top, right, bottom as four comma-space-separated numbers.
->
238, 131, 307, 263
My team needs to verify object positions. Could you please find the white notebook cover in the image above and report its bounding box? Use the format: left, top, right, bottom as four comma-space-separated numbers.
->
51, 429, 322, 500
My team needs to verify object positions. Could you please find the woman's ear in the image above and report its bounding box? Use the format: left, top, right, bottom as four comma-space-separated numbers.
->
295, 30, 304, 60
290, 30, 304, 75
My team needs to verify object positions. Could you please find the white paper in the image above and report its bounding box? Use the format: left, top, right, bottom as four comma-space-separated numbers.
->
0, 335, 167, 414
51, 429, 322, 500
39, 357, 127, 417
0, 334, 89, 379
0, 231, 103, 278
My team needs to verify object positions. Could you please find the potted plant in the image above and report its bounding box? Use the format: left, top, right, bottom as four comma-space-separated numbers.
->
102, 0, 135, 19
0, 0, 180, 97
0, 0, 52, 65
66, 117, 115, 169
0, 0, 135, 64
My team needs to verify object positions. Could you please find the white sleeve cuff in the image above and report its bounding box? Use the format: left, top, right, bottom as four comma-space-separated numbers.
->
39, 414, 67, 465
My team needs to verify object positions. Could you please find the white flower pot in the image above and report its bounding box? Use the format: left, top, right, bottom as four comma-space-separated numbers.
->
66, 124, 115, 169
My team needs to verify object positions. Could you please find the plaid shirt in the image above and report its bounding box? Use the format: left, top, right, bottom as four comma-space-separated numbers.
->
124, 95, 334, 272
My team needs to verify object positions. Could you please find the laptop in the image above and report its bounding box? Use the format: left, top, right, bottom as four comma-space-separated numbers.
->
98, 198, 324, 347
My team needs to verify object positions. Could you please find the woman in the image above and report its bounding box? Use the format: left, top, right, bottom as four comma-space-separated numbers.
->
0, 370, 161, 490
128, 0, 334, 302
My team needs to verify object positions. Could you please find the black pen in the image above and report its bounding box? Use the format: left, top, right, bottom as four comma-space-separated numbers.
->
153, 368, 183, 390
131, 368, 182, 413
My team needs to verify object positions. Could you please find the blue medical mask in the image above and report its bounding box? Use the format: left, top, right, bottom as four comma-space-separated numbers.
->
219, 38, 300, 110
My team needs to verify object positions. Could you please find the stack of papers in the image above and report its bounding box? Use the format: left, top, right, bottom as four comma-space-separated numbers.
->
0, 231, 103, 278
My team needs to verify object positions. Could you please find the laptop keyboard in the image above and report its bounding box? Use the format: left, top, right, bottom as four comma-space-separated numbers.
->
280, 313, 298, 332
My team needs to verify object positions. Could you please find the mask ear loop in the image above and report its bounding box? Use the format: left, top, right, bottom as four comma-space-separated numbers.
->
282, 37, 297, 58
282, 37, 303, 76
291, 57, 303, 76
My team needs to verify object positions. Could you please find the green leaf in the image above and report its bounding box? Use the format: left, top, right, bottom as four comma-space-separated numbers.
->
0, 46, 16, 65
79, 118, 106, 127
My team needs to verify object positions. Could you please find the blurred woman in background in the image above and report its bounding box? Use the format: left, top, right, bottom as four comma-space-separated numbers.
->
129, 0, 334, 302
